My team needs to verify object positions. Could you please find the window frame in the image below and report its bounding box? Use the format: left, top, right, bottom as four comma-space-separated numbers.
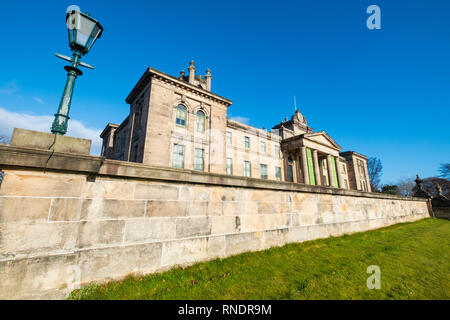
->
244, 136, 250, 149
172, 144, 185, 169
175, 105, 187, 127
275, 166, 282, 181
194, 148, 204, 171
260, 164, 268, 179
226, 157, 233, 175
226, 131, 232, 146
260, 141, 266, 155
196, 110, 206, 133
244, 161, 251, 177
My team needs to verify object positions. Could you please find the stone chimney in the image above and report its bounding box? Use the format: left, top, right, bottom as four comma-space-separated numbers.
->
205, 69, 212, 91
188, 60, 195, 84
178, 70, 185, 81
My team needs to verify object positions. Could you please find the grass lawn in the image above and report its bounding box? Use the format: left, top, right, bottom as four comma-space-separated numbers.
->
68, 218, 450, 300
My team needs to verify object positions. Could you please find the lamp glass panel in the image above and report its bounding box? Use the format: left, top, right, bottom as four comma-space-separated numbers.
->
75, 17, 96, 48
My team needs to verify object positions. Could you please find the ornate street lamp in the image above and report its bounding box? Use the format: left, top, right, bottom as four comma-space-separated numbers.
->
51, 6, 103, 135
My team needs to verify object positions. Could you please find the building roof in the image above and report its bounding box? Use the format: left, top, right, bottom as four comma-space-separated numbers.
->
125, 67, 233, 106
100, 123, 119, 138
340, 150, 369, 159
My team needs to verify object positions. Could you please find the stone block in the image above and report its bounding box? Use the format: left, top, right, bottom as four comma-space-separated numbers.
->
207, 235, 226, 257
161, 237, 208, 266
0, 222, 78, 258
134, 183, 179, 200
223, 201, 246, 216
124, 218, 176, 242
84, 180, 135, 199
262, 228, 288, 249
146, 200, 187, 217
176, 217, 211, 238
257, 201, 287, 214
207, 201, 223, 215
78, 242, 162, 282
77, 220, 125, 248
10, 128, 91, 155
0, 197, 51, 223
225, 232, 262, 256
80, 199, 145, 220
49, 198, 82, 221
187, 201, 208, 216
0, 171, 85, 197
211, 215, 238, 234
0, 253, 79, 300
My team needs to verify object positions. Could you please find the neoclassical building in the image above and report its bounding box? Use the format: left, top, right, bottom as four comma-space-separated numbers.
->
100, 61, 371, 192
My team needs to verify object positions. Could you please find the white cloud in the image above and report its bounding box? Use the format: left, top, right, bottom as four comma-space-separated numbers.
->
33, 97, 44, 104
229, 115, 250, 124
0, 107, 102, 155
0, 81, 21, 97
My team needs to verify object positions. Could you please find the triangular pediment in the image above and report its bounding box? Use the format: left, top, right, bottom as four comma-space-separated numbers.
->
303, 131, 342, 150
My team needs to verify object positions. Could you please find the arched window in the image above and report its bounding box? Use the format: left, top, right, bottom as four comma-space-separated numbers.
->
175, 105, 187, 127
196, 110, 205, 132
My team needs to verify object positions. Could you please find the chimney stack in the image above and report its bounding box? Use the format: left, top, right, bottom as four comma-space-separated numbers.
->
205, 69, 212, 91
188, 60, 195, 84
178, 70, 185, 80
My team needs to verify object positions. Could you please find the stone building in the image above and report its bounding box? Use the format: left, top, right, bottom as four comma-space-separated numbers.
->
100, 61, 371, 192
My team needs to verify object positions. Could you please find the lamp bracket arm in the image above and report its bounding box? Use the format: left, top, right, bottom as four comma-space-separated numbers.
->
55, 53, 95, 70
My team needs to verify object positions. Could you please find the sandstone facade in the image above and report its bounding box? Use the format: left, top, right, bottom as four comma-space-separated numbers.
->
100, 61, 371, 192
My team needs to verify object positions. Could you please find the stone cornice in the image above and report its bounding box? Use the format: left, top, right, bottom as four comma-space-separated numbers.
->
0, 145, 426, 202
126, 67, 233, 106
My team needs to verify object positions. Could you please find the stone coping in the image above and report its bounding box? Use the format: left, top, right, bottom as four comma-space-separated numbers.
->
0, 145, 426, 202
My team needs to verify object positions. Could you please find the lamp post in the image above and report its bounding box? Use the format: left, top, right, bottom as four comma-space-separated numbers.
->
51, 7, 103, 135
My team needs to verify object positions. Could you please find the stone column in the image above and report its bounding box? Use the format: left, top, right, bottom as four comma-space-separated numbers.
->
296, 152, 304, 183
335, 157, 345, 189
301, 146, 309, 184
326, 154, 335, 187
312, 149, 321, 186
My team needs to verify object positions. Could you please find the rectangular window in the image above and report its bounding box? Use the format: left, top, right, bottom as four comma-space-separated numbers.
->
344, 179, 349, 189
260, 164, 268, 179
274, 145, 280, 157
172, 144, 185, 169
260, 141, 266, 155
244, 136, 250, 149
244, 161, 251, 177
226, 158, 233, 175
194, 148, 204, 171
275, 167, 282, 181
226, 131, 232, 145
342, 163, 346, 173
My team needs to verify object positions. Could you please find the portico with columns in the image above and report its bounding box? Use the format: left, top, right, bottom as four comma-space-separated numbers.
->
274, 109, 351, 189
280, 131, 348, 188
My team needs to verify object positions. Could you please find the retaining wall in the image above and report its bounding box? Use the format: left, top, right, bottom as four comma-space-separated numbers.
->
0, 145, 430, 299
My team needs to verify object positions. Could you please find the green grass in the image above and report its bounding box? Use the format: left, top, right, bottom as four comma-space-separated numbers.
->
68, 218, 450, 300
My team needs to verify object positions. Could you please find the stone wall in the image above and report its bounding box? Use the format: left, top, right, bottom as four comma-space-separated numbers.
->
0, 145, 430, 299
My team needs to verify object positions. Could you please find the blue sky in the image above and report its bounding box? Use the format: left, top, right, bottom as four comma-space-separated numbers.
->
0, 0, 449, 184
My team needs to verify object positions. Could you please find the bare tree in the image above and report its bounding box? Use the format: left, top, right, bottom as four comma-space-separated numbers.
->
0, 135, 10, 144
412, 177, 450, 198
396, 177, 415, 196
367, 157, 383, 192
439, 163, 450, 179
